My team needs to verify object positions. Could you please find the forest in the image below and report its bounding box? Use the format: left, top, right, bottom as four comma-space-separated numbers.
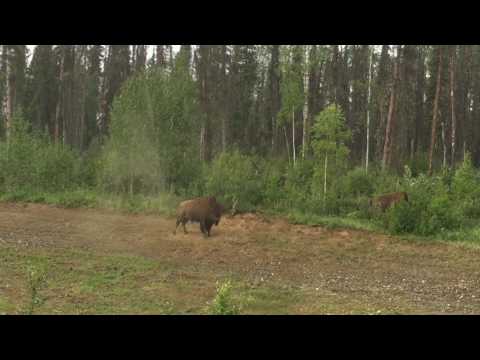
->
3, 44, 480, 315
1, 44, 480, 239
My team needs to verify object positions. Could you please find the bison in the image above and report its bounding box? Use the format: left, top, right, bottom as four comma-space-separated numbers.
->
369, 191, 409, 212
174, 196, 225, 237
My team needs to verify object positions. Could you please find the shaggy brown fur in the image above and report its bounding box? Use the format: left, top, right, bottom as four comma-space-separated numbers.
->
174, 196, 225, 237
369, 192, 409, 212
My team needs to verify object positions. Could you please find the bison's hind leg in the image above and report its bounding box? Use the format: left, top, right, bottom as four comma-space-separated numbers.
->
174, 216, 188, 235
174, 218, 181, 235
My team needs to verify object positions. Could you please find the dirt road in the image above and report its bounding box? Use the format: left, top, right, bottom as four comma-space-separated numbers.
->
1, 202, 479, 314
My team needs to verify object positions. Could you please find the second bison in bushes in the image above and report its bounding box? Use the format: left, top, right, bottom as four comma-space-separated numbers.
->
174, 196, 225, 237
369, 191, 409, 212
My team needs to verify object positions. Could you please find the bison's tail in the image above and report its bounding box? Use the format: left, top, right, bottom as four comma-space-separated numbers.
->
404, 192, 409, 202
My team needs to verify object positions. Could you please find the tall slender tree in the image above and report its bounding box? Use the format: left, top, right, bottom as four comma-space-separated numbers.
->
99, 45, 130, 135
428, 46, 444, 176
373, 45, 392, 163
265, 45, 281, 155
382, 45, 401, 170
450, 45, 457, 167
365, 45, 373, 173
26, 45, 57, 136
3, 45, 27, 140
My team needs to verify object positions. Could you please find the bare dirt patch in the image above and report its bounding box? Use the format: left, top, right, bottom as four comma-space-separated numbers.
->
1, 202, 480, 314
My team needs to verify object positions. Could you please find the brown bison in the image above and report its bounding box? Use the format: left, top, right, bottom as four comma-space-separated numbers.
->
369, 192, 409, 212
174, 196, 225, 237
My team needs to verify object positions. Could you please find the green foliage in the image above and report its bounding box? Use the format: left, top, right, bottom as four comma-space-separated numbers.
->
405, 152, 429, 177
311, 105, 351, 160
209, 280, 240, 315
340, 167, 375, 198
24, 265, 47, 315
386, 200, 422, 235
261, 159, 287, 209
386, 171, 464, 236
100, 66, 200, 195
333, 167, 376, 218
278, 45, 304, 126
451, 153, 480, 218
0, 112, 86, 195
309, 105, 351, 214
204, 151, 264, 212
283, 159, 314, 212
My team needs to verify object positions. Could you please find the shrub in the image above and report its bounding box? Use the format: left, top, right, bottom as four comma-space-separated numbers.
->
283, 159, 315, 212
204, 151, 264, 212
99, 67, 200, 196
209, 280, 240, 315
386, 172, 464, 236
340, 167, 375, 198
261, 159, 287, 209
0, 113, 86, 195
451, 154, 480, 218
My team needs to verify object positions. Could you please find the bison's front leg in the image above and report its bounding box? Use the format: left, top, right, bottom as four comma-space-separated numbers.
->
200, 220, 209, 237
182, 220, 188, 234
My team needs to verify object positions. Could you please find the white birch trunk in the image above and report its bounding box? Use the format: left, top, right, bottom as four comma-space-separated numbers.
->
324, 153, 328, 207
292, 108, 296, 166
3, 46, 13, 142
302, 45, 310, 160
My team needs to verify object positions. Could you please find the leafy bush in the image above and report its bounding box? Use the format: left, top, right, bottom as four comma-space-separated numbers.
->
283, 159, 314, 212
204, 151, 264, 212
99, 66, 200, 196
261, 159, 287, 209
451, 154, 480, 218
209, 280, 240, 315
386, 171, 464, 236
0, 113, 87, 195
329, 167, 377, 217
340, 167, 375, 198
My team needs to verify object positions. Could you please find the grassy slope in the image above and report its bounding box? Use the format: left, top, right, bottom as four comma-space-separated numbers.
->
0, 243, 414, 315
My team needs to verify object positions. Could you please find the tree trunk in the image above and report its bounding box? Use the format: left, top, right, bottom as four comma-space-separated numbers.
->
414, 46, 426, 157
382, 46, 401, 171
200, 124, 207, 162
221, 45, 227, 152
366, 46, 373, 173
135, 45, 147, 72
302, 45, 310, 160
292, 108, 296, 166
442, 120, 447, 168
269, 45, 281, 156
131, 45, 136, 69
60, 46, 75, 147
196, 46, 211, 162
77, 46, 87, 152
3, 46, 14, 141
272, 116, 276, 154
284, 126, 291, 165
428, 47, 444, 176
324, 153, 328, 207
450, 46, 457, 168
156, 46, 166, 68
